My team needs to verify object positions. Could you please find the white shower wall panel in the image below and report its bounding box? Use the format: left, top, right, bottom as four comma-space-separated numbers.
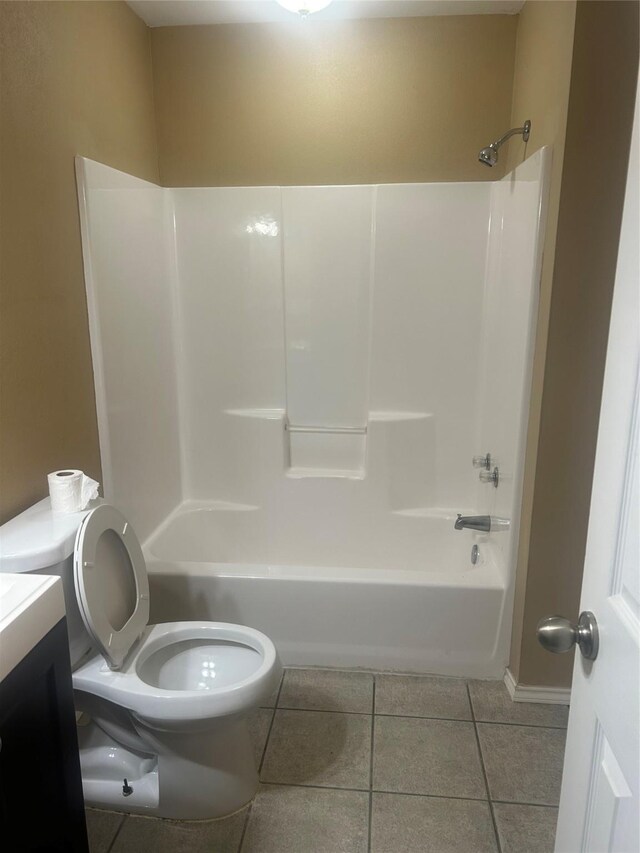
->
371, 183, 492, 509
171, 188, 286, 498
475, 148, 551, 578
282, 186, 374, 429
171, 182, 493, 510
76, 158, 182, 541
78, 163, 548, 552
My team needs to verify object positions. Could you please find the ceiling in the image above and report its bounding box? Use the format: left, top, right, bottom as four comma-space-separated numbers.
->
128, 1, 525, 28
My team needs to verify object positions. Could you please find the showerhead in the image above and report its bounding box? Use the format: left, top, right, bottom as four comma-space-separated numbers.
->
478, 145, 499, 167
478, 120, 531, 167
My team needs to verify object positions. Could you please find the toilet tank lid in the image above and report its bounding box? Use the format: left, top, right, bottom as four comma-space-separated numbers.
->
0, 497, 95, 573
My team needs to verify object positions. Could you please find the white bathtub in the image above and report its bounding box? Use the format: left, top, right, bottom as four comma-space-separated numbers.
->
144, 502, 509, 678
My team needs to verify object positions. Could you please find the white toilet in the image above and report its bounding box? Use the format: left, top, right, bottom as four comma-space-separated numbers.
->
0, 499, 282, 820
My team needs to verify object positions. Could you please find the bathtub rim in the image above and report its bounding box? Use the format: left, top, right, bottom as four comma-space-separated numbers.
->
143, 498, 507, 587
144, 554, 505, 590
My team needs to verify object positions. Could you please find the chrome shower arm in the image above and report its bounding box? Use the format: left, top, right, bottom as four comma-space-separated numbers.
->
491, 120, 531, 151
478, 120, 531, 166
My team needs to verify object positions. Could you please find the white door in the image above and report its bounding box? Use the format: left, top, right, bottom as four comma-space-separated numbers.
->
552, 84, 639, 852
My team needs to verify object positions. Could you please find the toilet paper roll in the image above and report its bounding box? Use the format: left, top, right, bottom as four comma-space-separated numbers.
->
47, 470, 100, 513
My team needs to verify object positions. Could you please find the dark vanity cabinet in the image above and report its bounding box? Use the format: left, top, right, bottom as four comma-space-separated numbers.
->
0, 619, 89, 852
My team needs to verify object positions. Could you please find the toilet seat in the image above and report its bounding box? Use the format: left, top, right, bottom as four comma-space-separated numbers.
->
72, 621, 279, 724
74, 504, 149, 669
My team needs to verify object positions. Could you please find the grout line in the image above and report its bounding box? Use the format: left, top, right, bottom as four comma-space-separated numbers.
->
237, 803, 253, 853
268, 702, 566, 730
274, 669, 286, 705
282, 665, 475, 681
473, 719, 568, 730
456, 714, 565, 730
375, 712, 473, 723
258, 672, 285, 775
241, 670, 285, 852
279, 705, 566, 729
106, 813, 127, 852
259, 780, 489, 803
468, 683, 503, 853
260, 780, 370, 794
275, 705, 378, 717
257, 705, 277, 773
491, 799, 560, 809
367, 680, 376, 853
371, 788, 487, 803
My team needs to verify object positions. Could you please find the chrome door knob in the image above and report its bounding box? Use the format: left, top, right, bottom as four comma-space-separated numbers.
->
536, 611, 599, 661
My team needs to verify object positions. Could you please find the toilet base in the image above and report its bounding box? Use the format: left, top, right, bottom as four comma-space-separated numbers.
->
77, 712, 259, 819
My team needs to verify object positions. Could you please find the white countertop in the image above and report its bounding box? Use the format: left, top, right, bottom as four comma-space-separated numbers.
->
0, 573, 66, 682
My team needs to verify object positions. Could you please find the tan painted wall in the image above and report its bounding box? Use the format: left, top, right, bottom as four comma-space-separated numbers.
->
509, 0, 639, 687
151, 15, 518, 186
0, 1, 159, 524
505, 0, 578, 684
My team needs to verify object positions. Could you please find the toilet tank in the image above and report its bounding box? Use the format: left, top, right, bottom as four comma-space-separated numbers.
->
0, 498, 94, 667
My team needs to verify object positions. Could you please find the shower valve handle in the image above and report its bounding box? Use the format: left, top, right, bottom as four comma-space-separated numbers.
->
479, 467, 499, 488
472, 454, 492, 471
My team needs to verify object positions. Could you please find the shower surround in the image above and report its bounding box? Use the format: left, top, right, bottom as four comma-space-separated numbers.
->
76, 150, 550, 677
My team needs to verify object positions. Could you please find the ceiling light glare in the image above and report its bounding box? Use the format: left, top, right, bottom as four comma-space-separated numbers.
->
276, 0, 333, 18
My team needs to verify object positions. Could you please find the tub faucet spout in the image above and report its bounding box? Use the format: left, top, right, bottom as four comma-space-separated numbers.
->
454, 514, 491, 532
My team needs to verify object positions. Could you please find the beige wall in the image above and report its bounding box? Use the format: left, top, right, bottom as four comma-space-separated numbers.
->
509, 0, 639, 687
151, 15, 517, 186
505, 0, 577, 685
0, 1, 159, 524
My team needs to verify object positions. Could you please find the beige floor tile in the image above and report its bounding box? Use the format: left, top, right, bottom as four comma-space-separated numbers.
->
478, 723, 566, 805
261, 709, 372, 789
373, 716, 486, 798
242, 784, 368, 853
111, 810, 247, 853
246, 707, 273, 766
279, 668, 374, 713
85, 809, 124, 853
375, 674, 471, 720
469, 680, 569, 727
371, 793, 498, 853
493, 803, 558, 853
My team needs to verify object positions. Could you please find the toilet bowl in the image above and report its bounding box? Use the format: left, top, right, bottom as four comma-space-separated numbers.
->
0, 499, 282, 820
73, 620, 280, 819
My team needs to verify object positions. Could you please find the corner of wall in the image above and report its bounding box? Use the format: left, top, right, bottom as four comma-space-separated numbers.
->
512, 0, 638, 690
506, 0, 577, 688
145, 20, 162, 187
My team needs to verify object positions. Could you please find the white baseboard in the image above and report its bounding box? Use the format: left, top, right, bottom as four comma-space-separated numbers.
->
504, 668, 571, 705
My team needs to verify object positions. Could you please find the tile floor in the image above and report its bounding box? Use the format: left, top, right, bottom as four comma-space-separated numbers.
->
86, 669, 568, 853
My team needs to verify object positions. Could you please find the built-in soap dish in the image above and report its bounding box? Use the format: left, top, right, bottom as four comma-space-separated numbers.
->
285, 421, 367, 478
286, 467, 365, 480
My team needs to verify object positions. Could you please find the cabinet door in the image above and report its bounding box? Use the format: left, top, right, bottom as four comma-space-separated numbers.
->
0, 619, 88, 852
